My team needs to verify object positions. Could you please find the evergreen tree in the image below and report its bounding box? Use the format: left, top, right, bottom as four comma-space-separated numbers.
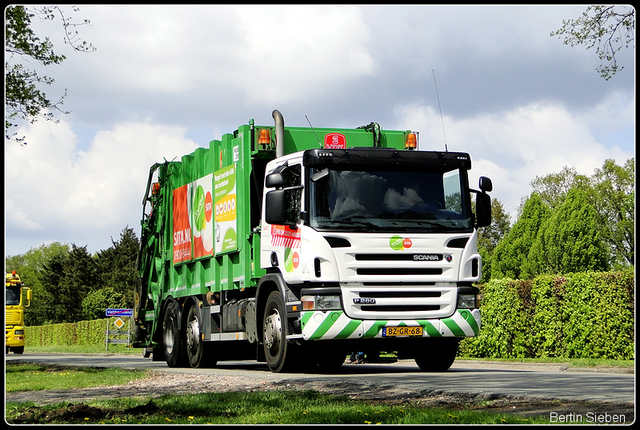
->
94, 227, 140, 308
527, 188, 609, 276
491, 194, 551, 280
40, 244, 97, 323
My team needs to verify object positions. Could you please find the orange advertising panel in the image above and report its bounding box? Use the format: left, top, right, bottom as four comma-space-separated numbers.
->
173, 184, 191, 263
173, 174, 215, 264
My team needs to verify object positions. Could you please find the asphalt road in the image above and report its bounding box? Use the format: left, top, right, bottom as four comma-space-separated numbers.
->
5, 352, 635, 405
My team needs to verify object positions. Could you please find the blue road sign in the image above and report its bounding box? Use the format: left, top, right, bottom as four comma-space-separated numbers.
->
105, 308, 133, 317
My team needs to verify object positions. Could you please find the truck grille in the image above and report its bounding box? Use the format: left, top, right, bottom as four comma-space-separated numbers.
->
356, 268, 442, 276
342, 284, 456, 320
5, 310, 20, 325
343, 249, 457, 282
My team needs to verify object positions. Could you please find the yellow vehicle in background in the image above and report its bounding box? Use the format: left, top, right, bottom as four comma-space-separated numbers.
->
6, 271, 32, 354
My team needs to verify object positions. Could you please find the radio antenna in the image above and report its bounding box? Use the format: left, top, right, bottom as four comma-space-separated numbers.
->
305, 115, 322, 147
432, 69, 448, 152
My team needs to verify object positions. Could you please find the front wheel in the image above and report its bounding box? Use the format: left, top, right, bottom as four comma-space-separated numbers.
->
262, 291, 297, 373
414, 338, 459, 372
185, 304, 215, 368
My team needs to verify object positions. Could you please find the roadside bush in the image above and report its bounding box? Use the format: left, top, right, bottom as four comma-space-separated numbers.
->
459, 270, 634, 360
25, 317, 131, 347
26, 271, 634, 360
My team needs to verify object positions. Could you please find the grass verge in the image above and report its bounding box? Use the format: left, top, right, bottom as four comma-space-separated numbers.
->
6, 363, 150, 392
6, 391, 550, 425
5, 363, 550, 424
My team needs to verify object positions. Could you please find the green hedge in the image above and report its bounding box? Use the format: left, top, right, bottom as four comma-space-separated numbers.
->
459, 270, 635, 360
25, 317, 131, 347
25, 271, 634, 360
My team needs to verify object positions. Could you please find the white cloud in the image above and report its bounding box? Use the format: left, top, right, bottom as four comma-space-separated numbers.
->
394, 101, 634, 221
233, 5, 375, 104
6, 5, 634, 256
5, 119, 199, 254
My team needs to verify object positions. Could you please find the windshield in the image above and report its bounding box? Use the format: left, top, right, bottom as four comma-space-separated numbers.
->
6, 286, 21, 306
309, 166, 472, 232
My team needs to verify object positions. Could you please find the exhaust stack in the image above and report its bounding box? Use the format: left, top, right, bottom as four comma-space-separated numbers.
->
272, 110, 285, 158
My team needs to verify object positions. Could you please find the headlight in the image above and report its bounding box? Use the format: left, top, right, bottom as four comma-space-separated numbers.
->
14, 329, 24, 335
302, 295, 342, 311
457, 294, 478, 309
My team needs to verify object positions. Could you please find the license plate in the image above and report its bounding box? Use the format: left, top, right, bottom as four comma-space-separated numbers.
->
382, 326, 423, 337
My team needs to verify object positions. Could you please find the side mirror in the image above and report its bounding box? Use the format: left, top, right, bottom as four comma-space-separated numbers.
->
479, 176, 493, 192
265, 172, 284, 188
265, 190, 286, 225
475, 192, 492, 228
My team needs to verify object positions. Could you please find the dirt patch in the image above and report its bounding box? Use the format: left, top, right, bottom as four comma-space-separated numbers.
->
11, 401, 162, 424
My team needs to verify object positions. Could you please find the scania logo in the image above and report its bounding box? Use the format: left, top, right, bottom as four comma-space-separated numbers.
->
413, 254, 441, 261
353, 298, 376, 305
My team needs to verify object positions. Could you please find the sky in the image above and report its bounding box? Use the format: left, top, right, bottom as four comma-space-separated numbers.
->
5, 4, 635, 257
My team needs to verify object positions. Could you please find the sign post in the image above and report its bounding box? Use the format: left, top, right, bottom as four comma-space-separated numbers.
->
105, 309, 132, 351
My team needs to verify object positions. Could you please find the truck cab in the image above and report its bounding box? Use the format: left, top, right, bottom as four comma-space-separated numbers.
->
259, 145, 492, 371
6, 271, 32, 354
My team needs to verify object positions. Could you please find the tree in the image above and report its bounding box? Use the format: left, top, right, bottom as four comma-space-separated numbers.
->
551, 5, 635, 80
5, 242, 70, 326
526, 188, 609, 277
526, 158, 634, 270
519, 166, 589, 215
491, 194, 551, 280
476, 198, 511, 282
82, 287, 126, 321
94, 227, 140, 308
39, 243, 98, 323
5, 5, 94, 144
589, 158, 634, 268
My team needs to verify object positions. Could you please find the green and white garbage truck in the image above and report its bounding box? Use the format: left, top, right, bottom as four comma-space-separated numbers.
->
132, 110, 492, 372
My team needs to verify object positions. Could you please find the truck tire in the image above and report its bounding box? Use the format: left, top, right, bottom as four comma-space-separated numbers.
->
414, 338, 459, 372
162, 300, 185, 367
13, 346, 24, 355
262, 291, 297, 373
185, 304, 205, 368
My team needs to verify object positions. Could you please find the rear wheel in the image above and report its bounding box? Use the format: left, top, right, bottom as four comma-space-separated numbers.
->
185, 304, 210, 368
263, 291, 297, 373
414, 338, 459, 372
162, 300, 185, 367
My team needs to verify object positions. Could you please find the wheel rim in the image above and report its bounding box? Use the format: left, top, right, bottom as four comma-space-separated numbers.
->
163, 315, 175, 354
186, 313, 200, 356
263, 309, 282, 353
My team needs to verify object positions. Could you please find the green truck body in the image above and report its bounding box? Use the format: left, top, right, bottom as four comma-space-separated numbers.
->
133, 110, 492, 372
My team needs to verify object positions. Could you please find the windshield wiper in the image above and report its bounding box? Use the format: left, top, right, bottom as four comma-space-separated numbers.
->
388, 219, 452, 231
334, 217, 381, 231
